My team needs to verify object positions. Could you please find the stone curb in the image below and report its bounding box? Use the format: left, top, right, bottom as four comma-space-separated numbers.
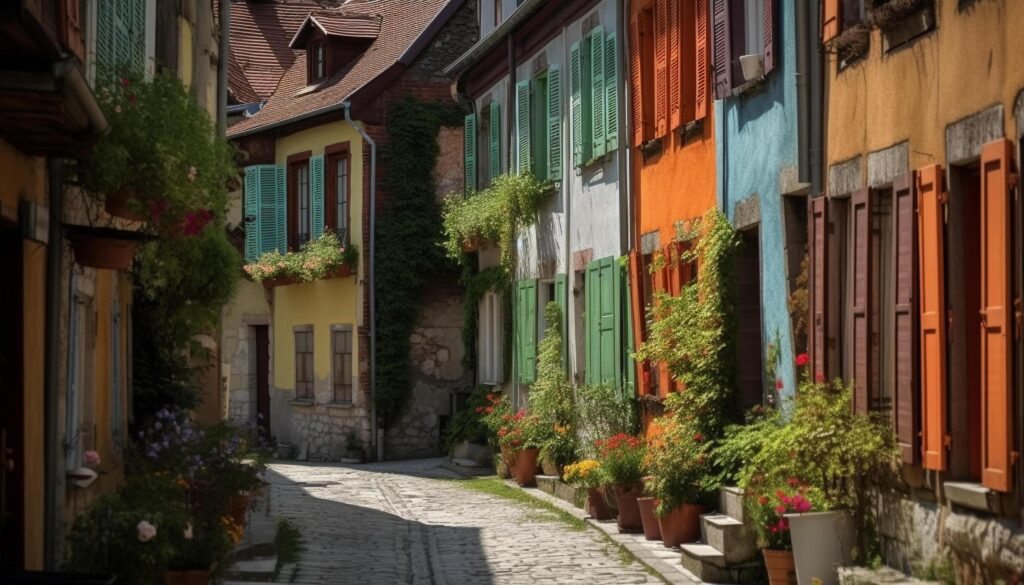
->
502, 479, 708, 585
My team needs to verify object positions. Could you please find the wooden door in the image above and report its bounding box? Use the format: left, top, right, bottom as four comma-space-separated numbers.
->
254, 325, 270, 441
0, 223, 24, 569
735, 228, 764, 411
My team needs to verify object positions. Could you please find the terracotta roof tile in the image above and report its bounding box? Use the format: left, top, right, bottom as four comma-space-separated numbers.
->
228, 0, 453, 138
305, 12, 382, 41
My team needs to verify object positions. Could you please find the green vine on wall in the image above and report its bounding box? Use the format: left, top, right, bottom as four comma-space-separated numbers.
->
374, 96, 465, 426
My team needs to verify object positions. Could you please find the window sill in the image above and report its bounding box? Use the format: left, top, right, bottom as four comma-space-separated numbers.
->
678, 119, 704, 144
943, 481, 999, 514
325, 401, 355, 410
289, 399, 315, 408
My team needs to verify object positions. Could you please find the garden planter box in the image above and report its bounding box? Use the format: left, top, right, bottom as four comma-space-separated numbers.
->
762, 549, 796, 585
658, 503, 705, 548
261, 264, 353, 288
786, 510, 854, 585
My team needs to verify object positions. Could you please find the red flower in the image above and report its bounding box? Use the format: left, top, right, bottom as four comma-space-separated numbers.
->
774, 505, 787, 515
127, 93, 137, 105
120, 78, 131, 87
485, 406, 494, 414
757, 495, 770, 506
775, 379, 784, 390
497, 428, 508, 437
182, 209, 213, 236
787, 477, 800, 487
692, 432, 704, 443
474, 406, 483, 413
795, 353, 810, 366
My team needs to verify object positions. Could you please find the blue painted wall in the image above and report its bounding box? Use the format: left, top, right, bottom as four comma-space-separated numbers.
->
714, 0, 800, 402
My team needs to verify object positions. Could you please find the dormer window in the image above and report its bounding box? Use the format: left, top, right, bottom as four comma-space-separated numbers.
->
310, 41, 326, 83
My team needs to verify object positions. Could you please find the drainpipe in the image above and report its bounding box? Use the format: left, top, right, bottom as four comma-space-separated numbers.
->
619, 0, 632, 252
43, 158, 64, 570
341, 102, 380, 461
795, 0, 810, 185
217, 0, 229, 136
809, 0, 825, 195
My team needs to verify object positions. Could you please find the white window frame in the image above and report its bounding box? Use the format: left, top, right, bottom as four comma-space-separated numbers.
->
478, 291, 503, 385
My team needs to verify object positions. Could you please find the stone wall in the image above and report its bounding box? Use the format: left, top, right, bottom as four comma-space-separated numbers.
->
384, 279, 472, 459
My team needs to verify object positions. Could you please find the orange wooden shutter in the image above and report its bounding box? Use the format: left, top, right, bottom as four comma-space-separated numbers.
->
893, 172, 920, 465
59, 0, 85, 62
808, 196, 829, 380
654, 0, 669, 137
917, 164, 947, 471
679, 0, 696, 124
694, 0, 708, 120
851, 187, 872, 413
630, 12, 645, 147
980, 138, 1015, 492
628, 250, 650, 394
822, 0, 840, 44
668, 0, 681, 129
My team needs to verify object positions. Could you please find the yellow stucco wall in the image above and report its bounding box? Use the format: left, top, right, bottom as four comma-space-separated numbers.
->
827, 0, 1024, 171
272, 277, 360, 389
0, 139, 45, 222
180, 17, 193, 90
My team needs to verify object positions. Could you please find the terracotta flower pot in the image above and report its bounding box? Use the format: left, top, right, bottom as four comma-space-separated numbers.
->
612, 483, 644, 533
586, 487, 616, 520
228, 493, 250, 526
105, 188, 148, 221
68, 233, 139, 270
513, 448, 539, 487
762, 549, 796, 585
658, 503, 706, 548
163, 569, 212, 585
637, 496, 662, 540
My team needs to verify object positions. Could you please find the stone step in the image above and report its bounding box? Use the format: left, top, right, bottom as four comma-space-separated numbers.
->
221, 555, 277, 581
718, 486, 746, 523
679, 543, 735, 584
535, 475, 586, 508
700, 513, 758, 565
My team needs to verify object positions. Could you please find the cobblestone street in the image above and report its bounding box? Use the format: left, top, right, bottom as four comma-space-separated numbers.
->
265, 459, 662, 585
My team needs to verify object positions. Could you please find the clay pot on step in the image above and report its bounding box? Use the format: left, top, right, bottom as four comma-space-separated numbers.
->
762, 549, 797, 585
612, 483, 644, 533
637, 496, 662, 540
513, 448, 539, 487
586, 487, 616, 520
657, 503, 706, 548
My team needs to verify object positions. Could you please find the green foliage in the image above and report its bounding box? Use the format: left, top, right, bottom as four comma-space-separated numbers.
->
713, 408, 784, 487
243, 231, 357, 283
443, 385, 493, 452
912, 552, 956, 585
441, 172, 553, 272
529, 302, 578, 466
594, 434, 647, 486
374, 96, 465, 426
575, 384, 638, 460
275, 519, 303, 566
79, 70, 236, 231
636, 210, 739, 514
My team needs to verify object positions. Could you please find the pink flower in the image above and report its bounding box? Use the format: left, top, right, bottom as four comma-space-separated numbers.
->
149, 199, 169, 222
775, 379, 784, 390
815, 372, 826, 383
84, 450, 101, 466
774, 505, 787, 515
137, 520, 157, 542
795, 353, 810, 367
183, 209, 213, 236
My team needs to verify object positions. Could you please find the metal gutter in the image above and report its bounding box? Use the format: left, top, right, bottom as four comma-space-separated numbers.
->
443, 0, 547, 78
341, 102, 380, 461
795, 0, 810, 185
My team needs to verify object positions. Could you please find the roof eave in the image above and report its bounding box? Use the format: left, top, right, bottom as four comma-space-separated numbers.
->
227, 101, 347, 139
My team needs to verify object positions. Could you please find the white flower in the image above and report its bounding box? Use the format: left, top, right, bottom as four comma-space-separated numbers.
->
114, 105, 122, 113
137, 520, 157, 542
183, 522, 193, 540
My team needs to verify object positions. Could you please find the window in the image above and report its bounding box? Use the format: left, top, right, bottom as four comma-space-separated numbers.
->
531, 70, 550, 182
478, 291, 504, 385
742, 0, 765, 59
288, 153, 312, 250
65, 286, 94, 471
331, 326, 353, 403
638, 9, 655, 141
326, 144, 351, 242
713, 0, 774, 96
309, 40, 326, 83
294, 328, 314, 401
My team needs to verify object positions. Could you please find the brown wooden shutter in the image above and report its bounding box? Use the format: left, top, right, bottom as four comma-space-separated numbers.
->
763, 0, 775, 74
668, 0, 681, 130
851, 187, 872, 413
653, 256, 672, 396
655, 0, 669, 137
712, 0, 731, 99
809, 196, 829, 380
980, 138, 1015, 492
59, 0, 85, 62
628, 251, 650, 393
822, 0, 840, 44
630, 12, 645, 147
695, 0, 709, 120
917, 164, 947, 471
893, 172, 919, 465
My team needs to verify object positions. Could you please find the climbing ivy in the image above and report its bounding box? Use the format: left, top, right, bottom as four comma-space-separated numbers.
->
374, 96, 465, 426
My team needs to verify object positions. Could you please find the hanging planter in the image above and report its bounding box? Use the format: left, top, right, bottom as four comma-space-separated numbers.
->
104, 186, 148, 221
66, 226, 146, 270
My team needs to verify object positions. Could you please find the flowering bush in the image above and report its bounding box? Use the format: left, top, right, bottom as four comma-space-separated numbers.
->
595, 433, 646, 486
496, 409, 552, 450
563, 460, 604, 489
479, 391, 513, 440
746, 484, 821, 550
443, 385, 493, 452
645, 393, 720, 515
243, 231, 358, 283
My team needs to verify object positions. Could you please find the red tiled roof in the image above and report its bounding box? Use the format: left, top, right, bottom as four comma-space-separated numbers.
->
228, 52, 260, 103
228, 0, 455, 138
229, 0, 325, 102
289, 12, 382, 48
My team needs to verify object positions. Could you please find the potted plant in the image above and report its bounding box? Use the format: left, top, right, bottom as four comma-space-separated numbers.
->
564, 460, 614, 520
595, 433, 647, 533
479, 391, 514, 474
636, 484, 661, 541
500, 409, 550, 487
243, 232, 358, 287
746, 485, 819, 585
529, 302, 577, 477
164, 516, 237, 585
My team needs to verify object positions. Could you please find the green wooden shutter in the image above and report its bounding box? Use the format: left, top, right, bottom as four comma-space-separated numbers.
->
547, 66, 562, 181
95, 0, 115, 77
243, 166, 260, 260
604, 32, 619, 153
257, 166, 279, 255
516, 80, 531, 174
554, 273, 568, 369
570, 43, 583, 167
590, 26, 606, 158
310, 155, 325, 239
523, 279, 537, 383
623, 263, 635, 396
585, 261, 600, 384
464, 113, 477, 193
599, 257, 621, 386
489, 102, 501, 182
274, 166, 287, 253
127, 0, 146, 73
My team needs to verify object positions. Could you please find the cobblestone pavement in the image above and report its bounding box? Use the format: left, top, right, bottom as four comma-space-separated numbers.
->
266, 458, 662, 585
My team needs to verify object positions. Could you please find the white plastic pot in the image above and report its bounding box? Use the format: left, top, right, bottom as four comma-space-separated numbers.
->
785, 510, 855, 585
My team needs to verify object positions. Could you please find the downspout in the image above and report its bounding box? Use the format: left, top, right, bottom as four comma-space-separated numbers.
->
809, 0, 824, 196
506, 33, 521, 408
342, 102, 380, 461
217, 0, 229, 136
43, 158, 64, 570
795, 0, 810, 185
619, 0, 632, 252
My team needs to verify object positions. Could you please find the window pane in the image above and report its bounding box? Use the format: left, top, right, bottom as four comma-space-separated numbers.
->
299, 165, 310, 244
336, 158, 348, 239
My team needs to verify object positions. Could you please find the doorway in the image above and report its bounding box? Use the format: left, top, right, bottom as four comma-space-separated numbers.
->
253, 325, 270, 441
734, 227, 765, 412
0, 223, 24, 569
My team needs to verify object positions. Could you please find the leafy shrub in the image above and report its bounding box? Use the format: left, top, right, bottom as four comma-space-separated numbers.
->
575, 383, 638, 459
443, 385, 492, 452
529, 302, 578, 466
595, 433, 647, 486
243, 231, 358, 283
